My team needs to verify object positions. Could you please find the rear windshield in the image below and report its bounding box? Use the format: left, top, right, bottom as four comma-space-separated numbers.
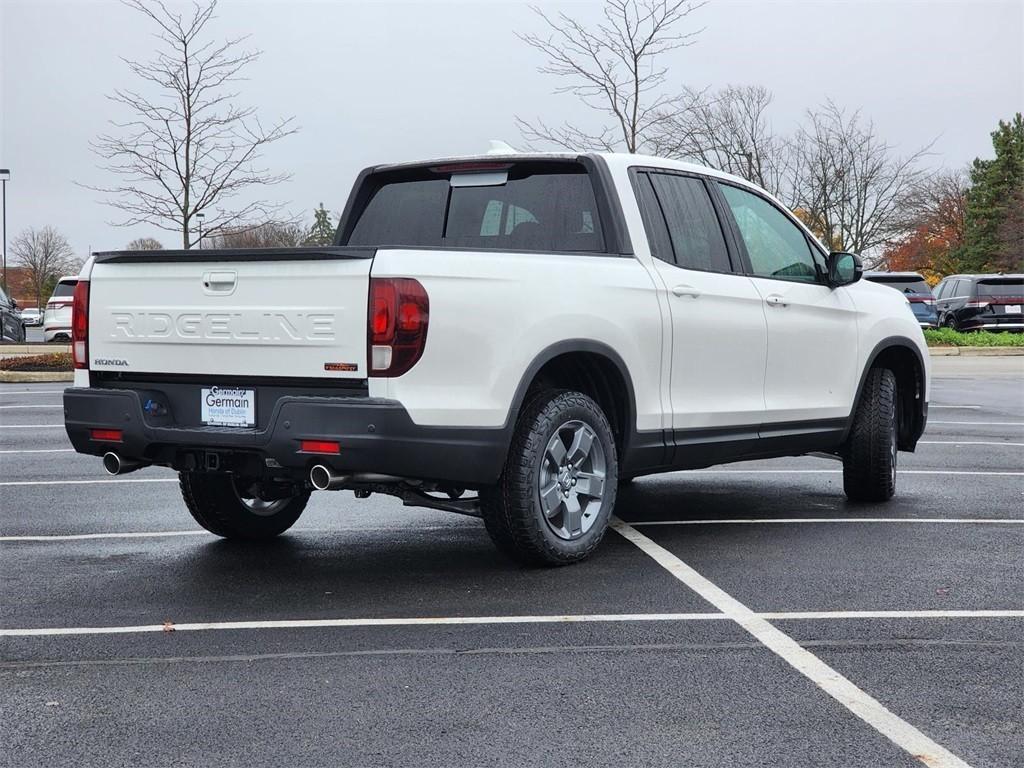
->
866, 275, 932, 296
346, 163, 604, 253
977, 279, 1024, 297
51, 280, 78, 298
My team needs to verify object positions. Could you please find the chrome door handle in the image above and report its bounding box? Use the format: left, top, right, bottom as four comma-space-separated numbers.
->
671, 285, 701, 299
765, 295, 787, 307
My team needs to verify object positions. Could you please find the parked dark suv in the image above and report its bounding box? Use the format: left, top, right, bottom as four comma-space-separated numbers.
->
864, 272, 938, 329
0, 285, 27, 342
934, 274, 1024, 332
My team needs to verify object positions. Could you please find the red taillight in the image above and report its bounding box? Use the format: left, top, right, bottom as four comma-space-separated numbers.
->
72, 281, 90, 370
300, 440, 341, 455
965, 301, 989, 309
90, 428, 123, 442
368, 278, 429, 377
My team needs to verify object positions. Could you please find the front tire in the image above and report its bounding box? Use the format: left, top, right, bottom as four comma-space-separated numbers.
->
179, 472, 309, 540
481, 390, 618, 566
842, 367, 898, 502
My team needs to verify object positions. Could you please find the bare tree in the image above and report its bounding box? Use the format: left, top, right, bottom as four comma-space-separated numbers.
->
126, 237, 165, 250
517, 0, 705, 153
896, 169, 969, 240
208, 221, 305, 249
87, 0, 298, 249
10, 227, 81, 310
652, 84, 794, 200
789, 101, 932, 264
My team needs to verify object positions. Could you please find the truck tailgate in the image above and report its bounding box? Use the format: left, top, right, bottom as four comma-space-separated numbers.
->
88, 251, 372, 380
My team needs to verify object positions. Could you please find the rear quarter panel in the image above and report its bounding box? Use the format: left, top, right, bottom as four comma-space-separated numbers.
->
371, 249, 664, 430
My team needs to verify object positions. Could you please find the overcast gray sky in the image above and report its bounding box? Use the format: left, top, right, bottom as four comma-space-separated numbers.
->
1, 0, 1021, 258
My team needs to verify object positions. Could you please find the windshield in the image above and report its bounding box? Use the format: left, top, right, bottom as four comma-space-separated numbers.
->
346, 162, 604, 253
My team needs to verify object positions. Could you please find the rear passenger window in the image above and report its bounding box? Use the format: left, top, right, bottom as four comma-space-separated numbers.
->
645, 173, 732, 273
348, 164, 604, 253
634, 174, 674, 263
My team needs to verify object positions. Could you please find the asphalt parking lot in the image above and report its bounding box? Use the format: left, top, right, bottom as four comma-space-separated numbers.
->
1, 356, 1021, 768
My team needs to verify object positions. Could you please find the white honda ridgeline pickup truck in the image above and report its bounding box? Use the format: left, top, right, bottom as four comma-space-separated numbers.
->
64, 152, 929, 565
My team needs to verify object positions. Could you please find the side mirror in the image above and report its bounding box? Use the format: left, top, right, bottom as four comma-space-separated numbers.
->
827, 252, 862, 288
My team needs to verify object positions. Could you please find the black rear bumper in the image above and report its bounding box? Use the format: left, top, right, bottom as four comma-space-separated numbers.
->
63, 387, 509, 486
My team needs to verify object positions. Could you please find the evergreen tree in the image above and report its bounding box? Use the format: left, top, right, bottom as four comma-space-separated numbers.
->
304, 204, 336, 246
960, 113, 1024, 272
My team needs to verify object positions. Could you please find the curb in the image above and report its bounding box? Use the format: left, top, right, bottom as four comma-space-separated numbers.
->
928, 346, 1024, 357
0, 371, 74, 383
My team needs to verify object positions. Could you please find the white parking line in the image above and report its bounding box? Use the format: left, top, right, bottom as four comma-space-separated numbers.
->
1, 613, 727, 636
630, 518, 1024, 526
930, 420, 1024, 426
0, 448, 75, 454
919, 441, 1024, 447
610, 519, 973, 768
929, 405, 981, 409
0, 405, 61, 409
761, 610, 1024, 621
0, 478, 177, 487
668, 469, 1022, 476
6, 517, 1015, 543
2, 609, 1020, 638
0, 530, 210, 542
0, 390, 65, 396
0, 525, 470, 542
0, 424, 64, 429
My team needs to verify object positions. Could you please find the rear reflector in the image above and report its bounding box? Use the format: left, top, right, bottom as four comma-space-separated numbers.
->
90, 429, 123, 442
300, 440, 341, 455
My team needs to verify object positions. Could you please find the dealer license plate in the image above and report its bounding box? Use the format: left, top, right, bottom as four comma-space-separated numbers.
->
201, 387, 255, 427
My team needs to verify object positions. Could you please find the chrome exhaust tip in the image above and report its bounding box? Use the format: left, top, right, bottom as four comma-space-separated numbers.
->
310, 464, 347, 491
102, 452, 142, 476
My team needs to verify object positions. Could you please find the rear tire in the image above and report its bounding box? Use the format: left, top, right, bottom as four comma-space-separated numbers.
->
179, 472, 309, 540
481, 390, 618, 566
842, 367, 898, 502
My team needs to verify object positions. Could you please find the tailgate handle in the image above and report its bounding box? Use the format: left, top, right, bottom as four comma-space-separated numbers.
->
202, 271, 237, 294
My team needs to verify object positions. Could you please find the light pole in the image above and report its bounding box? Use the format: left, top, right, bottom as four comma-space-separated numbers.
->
196, 212, 205, 249
0, 169, 9, 292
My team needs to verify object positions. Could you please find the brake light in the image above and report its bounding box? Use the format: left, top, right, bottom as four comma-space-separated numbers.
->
965, 301, 989, 309
90, 428, 123, 442
429, 162, 513, 173
368, 277, 429, 377
300, 440, 341, 455
72, 280, 90, 369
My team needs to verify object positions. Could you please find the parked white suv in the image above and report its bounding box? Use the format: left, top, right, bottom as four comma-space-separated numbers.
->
43, 277, 78, 342
64, 152, 929, 565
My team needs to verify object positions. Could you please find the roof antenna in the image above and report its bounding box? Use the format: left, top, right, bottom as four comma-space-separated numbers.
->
486, 140, 518, 155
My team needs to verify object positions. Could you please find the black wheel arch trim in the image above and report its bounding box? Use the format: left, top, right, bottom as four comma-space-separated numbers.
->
844, 336, 928, 450
501, 338, 644, 458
